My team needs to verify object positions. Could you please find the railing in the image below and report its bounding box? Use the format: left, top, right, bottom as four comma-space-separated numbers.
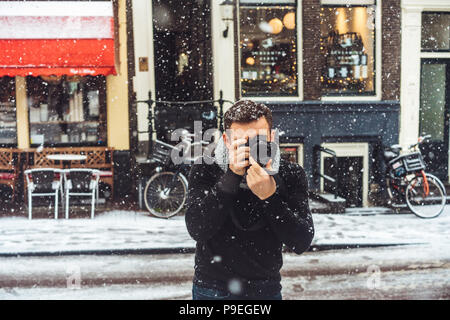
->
134, 90, 233, 153
313, 145, 339, 199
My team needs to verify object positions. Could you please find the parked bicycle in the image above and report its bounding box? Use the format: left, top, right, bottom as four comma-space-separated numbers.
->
134, 91, 234, 218
143, 130, 210, 218
384, 134, 446, 218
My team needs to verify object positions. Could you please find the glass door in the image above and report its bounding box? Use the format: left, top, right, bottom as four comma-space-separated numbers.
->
419, 59, 450, 181
152, 0, 214, 142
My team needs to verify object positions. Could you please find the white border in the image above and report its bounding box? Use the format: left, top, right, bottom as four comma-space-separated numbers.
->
402, 0, 450, 10
0, 17, 114, 39
421, 52, 450, 59
0, 1, 113, 17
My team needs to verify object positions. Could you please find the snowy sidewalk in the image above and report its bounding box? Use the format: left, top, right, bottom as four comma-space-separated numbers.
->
0, 208, 449, 256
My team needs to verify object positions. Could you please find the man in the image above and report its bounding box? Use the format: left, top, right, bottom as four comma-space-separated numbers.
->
185, 100, 314, 300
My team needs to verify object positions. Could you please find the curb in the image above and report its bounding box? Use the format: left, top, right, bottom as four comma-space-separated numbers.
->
306, 242, 425, 252
0, 242, 426, 257
0, 247, 196, 257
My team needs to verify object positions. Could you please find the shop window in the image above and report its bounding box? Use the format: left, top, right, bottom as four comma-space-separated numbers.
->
421, 12, 450, 52
26, 76, 107, 147
280, 146, 298, 163
320, 3, 376, 95
239, 0, 298, 97
280, 144, 303, 166
0, 77, 16, 146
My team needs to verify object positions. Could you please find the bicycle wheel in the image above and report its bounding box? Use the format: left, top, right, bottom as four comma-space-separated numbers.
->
144, 171, 188, 218
405, 173, 446, 219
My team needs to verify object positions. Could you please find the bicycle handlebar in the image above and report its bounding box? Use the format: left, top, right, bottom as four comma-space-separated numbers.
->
409, 135, 432, 150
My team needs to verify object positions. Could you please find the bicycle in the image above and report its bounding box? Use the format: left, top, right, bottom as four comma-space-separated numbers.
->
384, 134, 447, 219
143, 130, 209, 218
133, 91, 234, 218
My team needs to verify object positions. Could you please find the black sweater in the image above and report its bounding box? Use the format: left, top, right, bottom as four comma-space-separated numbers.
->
185, 159, 314, 297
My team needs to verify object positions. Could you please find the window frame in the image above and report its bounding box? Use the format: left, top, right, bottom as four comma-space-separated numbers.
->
236, 0, 303, 101
421, 11, 450, 53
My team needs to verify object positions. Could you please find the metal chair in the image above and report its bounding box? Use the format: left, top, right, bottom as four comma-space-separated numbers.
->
24, 168, 64, 220
63, 169, 100, 219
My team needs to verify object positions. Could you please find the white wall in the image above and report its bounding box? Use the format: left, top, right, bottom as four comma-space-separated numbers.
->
399, 5, 422, 150
211, 0, 236, 112
400, 0, 450, 150
132, 0, 155, 142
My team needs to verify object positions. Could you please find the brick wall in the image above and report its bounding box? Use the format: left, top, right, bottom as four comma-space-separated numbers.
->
302, 0, 322, 100
381, 0, 401, 101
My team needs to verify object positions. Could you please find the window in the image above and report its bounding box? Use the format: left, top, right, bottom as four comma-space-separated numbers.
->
320, 3, 376, 95
421, 12, 450, 52
280, 146, 299, 163
239, 0, 298, 97
26, 75, 107, 147
280, 143, 303, 166
0, 77, 16, 146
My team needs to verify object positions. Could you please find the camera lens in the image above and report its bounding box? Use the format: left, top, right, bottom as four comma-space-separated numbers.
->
248, 135, 276, 166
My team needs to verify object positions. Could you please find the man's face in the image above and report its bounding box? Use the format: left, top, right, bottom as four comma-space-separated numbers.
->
223, 117, 274, 150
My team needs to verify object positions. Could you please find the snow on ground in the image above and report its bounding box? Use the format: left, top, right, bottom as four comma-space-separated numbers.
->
0, 212, 194, 255
1, 283, 192, 300
0, 245, 448, 299
312, 209, 450, 246
0, 207, 449, 255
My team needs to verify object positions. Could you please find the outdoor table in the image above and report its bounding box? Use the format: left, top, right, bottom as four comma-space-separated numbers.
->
46, 154, 87, 168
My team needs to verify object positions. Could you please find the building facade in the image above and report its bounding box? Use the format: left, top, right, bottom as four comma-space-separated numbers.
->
400, 0, 450, 186
131, 0, 410, 207
2, 1, 447, 208
0, 0, 134, 200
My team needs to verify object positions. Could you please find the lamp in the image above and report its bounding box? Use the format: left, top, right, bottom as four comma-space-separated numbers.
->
220, 0, 234, 38
283, 12, 296, 30
268, 18, 283, 34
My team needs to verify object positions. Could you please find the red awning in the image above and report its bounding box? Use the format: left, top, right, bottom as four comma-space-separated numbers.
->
0, 1, 117, 77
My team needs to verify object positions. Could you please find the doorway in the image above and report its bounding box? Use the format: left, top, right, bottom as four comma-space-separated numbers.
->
419, 59, 450, 182
324, 156, 364, 207
152, 0, 215, 142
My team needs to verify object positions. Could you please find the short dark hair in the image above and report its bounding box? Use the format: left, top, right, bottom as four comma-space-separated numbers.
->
224, 100, 273, 130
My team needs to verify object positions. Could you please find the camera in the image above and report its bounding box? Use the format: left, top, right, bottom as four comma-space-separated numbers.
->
244, 135, 278, 167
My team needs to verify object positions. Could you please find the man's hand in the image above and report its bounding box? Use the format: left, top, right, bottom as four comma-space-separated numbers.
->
228, 138, 250, 176
246, 157, 276, 200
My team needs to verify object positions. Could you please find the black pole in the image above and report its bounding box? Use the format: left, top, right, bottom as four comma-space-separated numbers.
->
218, 90, 224, 132
147, 91, 154, 153
333, 155, 338, 199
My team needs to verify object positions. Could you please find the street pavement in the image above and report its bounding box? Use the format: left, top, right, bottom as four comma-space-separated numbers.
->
0, 206, 449, 299
0, 206, 449, 256
0, 244, 448, 299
